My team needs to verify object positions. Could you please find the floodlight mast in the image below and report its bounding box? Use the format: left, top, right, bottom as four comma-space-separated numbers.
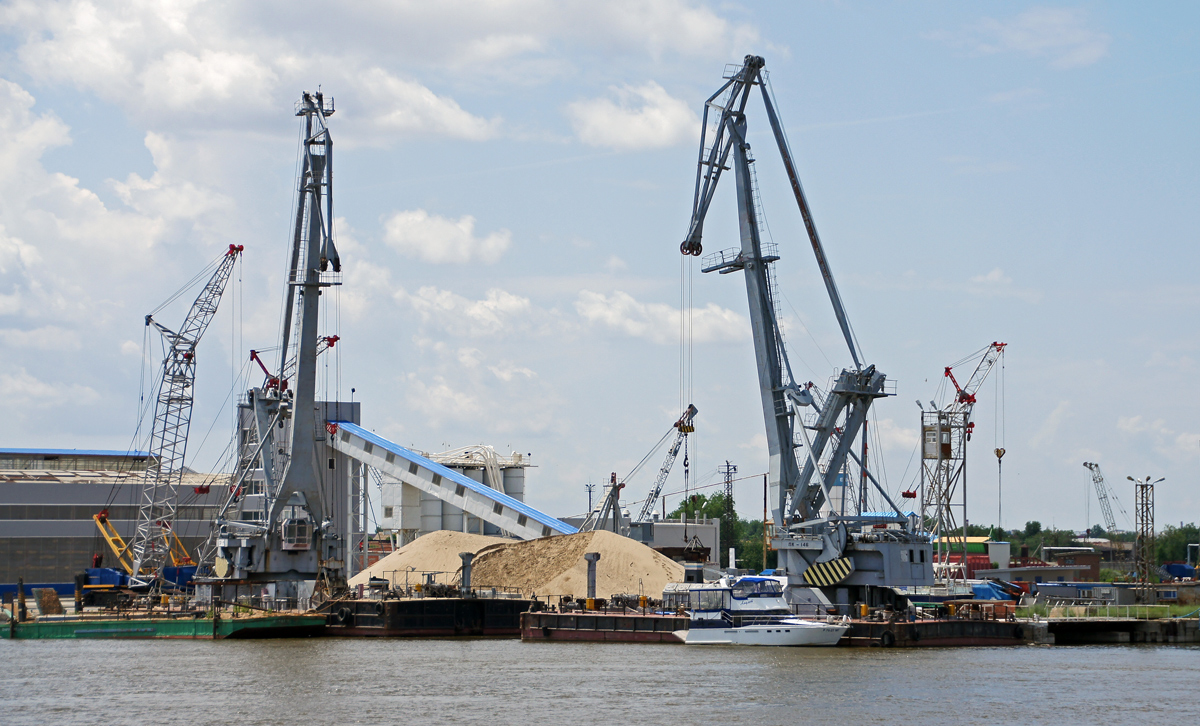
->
680, 56, 927, 595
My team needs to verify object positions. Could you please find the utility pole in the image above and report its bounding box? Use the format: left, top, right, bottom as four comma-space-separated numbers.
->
585, 482, 595, 512
719, 461, 737, 568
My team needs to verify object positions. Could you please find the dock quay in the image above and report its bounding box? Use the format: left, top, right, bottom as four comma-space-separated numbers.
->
1043, 617, 1200, 645
521, 611, 688, 643
841, 618, 1033, 647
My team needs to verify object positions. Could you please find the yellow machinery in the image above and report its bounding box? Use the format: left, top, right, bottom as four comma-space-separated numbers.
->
93, 510, 194, 576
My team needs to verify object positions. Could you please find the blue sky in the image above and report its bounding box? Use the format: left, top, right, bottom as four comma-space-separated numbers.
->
0, 2, 1196, 533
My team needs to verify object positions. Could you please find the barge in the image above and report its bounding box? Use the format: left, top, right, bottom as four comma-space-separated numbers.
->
2, 611, 325, 640
521, 611, 688, 642
319, 596, 532, 637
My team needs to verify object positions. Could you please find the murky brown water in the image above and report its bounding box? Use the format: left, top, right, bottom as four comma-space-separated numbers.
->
2, 638, 1194, 725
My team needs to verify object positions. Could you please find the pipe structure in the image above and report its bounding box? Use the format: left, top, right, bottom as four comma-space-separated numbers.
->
584, 552, 601, 600
459, 552, 475, 595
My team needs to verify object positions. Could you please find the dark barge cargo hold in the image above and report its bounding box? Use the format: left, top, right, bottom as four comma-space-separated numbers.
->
318, 597, 533, 637
521, 611, 688, 643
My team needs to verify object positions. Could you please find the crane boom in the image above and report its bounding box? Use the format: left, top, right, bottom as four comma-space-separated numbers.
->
945, 342, 1006, 411
635, 404, 698, 523
1083, 462, 1118, 533
128, 244, 243, 582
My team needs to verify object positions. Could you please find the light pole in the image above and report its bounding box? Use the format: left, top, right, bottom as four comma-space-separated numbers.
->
1128, 475, 1164, 604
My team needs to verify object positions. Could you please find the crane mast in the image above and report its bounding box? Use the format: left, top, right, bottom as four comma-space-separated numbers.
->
200, 90, 349, 595
681, 56, 925, 598
128, 244, 243, 582
920, 342, 1005, 583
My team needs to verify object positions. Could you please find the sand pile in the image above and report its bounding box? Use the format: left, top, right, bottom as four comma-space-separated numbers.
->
469, 530, 684, 599
348, 530, 507, 587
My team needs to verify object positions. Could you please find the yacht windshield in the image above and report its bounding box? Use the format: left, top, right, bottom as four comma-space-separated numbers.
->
732, 578, 783, 599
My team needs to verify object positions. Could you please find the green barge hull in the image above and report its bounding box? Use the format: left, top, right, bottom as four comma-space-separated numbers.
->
2, 613, 326, 640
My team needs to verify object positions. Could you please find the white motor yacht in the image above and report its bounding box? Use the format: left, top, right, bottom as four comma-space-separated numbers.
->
664, 575, 848, 646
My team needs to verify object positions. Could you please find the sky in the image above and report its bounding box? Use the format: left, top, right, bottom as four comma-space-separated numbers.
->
0, 1, 1196, 534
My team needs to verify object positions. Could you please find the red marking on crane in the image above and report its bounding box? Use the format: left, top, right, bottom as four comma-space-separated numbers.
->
326, 423, 339, 436
901, 490, 917, 499
226, 244, 245, 256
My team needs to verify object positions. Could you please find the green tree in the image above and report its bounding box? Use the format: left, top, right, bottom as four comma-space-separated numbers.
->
1156, 523, 1200, 564
667, 494, 777, 570
1024, 521, 1042, 538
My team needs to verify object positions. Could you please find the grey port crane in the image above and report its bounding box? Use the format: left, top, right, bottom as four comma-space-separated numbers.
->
127, 244, 244, 584
199, 90, 348, 594
679, 55, 932, 602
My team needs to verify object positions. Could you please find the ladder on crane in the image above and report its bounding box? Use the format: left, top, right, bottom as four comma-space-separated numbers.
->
119, 244, 243, 584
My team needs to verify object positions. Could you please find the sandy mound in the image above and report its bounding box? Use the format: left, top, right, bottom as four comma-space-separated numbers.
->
348, 530, 508, 587
470, 530, 684, 599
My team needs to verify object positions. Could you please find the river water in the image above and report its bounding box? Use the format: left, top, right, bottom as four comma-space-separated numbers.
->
3, 638, 1194, 725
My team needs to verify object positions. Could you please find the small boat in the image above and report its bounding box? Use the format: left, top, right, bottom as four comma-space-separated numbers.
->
664, 575, 847, 646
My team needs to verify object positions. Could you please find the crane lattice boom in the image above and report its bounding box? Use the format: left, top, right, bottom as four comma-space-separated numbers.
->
128, 244, 243, 581
635, 405, 698, 523
945, 342, 1006, 411
1083, 462, 1118, 533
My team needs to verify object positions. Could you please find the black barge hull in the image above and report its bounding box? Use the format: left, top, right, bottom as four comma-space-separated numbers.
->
320, 597, 532, 637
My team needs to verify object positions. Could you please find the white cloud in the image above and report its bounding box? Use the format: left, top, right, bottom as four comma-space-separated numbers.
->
873, 418, 919, 453
404, 375, 480, 427
566, 82, 698, 150
489, 362, 536, 382
0, 367, 99, 406
574, 290, 746, 344
0, 326, 82, 351
967, 267, 1042, 303
398, 286, 532, 337
110, 133, 233, 220
1031, 400, 1071, 449
139, 49, 278, 112
346, 68, 500, 143
930, 7, 1111, 69
0, 1, 751, 138
383, 209, 511, 264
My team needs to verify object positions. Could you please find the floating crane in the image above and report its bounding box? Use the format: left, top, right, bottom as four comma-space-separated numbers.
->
95, 244, 243, 584
680, 56, 927, 600
920, 342, 1005, 583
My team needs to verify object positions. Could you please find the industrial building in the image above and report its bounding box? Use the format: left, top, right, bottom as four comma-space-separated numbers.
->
0, 448, 228, 584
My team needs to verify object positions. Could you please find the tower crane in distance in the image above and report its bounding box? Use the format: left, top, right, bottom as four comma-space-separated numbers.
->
102, 245, 244, 585
636, 404, 698, 524
1082, 462, 1124, 534
920, 342, 1005, 582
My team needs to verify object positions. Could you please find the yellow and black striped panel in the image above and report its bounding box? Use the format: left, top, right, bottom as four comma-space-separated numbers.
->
803, 557, 854, 586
